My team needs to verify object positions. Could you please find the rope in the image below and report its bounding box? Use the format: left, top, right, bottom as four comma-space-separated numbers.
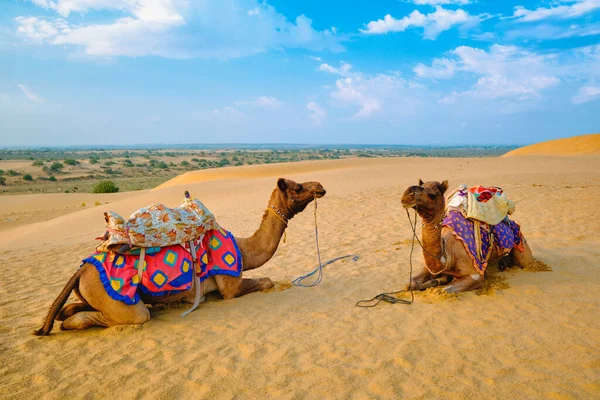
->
292, 191, 359, 287
355, 208, 420, 307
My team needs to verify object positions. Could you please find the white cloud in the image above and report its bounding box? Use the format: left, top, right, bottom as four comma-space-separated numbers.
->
18, 84, 45, 102
306, 102, 327, 125
413, 0, 470, 5
414, 58, 455, 78
16, 0, 344, 59
235, 96, 283, 109
513, 0, 600, 22
417, 45, 562, 105
572, 86, 600, 103
318, 62, 352, 76
360, 6, 476, 39
317, 61, 426, 119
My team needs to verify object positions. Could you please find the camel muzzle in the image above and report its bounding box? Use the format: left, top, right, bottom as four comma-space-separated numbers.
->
401, 185, 423, 209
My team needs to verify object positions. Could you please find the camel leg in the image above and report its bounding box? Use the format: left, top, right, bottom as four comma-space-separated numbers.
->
413, 275, 453, 290
56, 302, 95, 321
214, 275, 274, 300
60, 263, 150, 331
62, 311, 112, 330
444, 274, 483, 293
511, 237, 534, 268
406, 267, 433, 290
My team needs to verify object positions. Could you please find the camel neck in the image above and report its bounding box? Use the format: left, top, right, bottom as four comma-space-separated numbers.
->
235, 191, 289, 270
420, 209, 446, 273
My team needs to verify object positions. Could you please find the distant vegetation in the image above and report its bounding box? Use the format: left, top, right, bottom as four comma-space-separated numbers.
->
0, 145, 515, 195
93, 180, 120, 193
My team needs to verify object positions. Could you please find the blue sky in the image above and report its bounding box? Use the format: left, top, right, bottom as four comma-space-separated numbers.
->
0, 0, 599, 146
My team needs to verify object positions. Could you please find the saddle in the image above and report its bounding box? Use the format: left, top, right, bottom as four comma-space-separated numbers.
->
446, 184, 515, 225
97, 192, 220, 253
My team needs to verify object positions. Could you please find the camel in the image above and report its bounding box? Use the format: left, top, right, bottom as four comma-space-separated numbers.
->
35, 178, 326, 335
401, 179, 533, 293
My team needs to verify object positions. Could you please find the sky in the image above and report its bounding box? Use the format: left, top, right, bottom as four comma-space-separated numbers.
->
0, 0, 599, 146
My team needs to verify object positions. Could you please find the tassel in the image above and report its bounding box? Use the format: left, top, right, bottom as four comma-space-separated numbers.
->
283, 230, 287, 243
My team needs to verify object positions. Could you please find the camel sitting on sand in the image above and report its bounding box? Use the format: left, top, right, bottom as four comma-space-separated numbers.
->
35, 178, 325, 335
401, 180, 533, 293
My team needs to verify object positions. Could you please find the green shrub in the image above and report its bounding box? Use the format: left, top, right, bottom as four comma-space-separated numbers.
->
89, 157, 99, 164
93, 180, 120, 193
7, 169, 19, 176
49, 162, 64, 172
32, 160, 44, 167
157, 161, 168, 169
23, 174, 33, 181
64, 158, 79, 166
0, 176, 5, 185
49, 176, 57, 182
180, 160, 190, 167
104, 161, 116, 166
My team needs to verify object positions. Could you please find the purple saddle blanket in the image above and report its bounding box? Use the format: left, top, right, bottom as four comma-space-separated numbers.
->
442, 210, 524, 274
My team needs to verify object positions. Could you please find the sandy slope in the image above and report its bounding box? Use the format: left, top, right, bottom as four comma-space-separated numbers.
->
1, 156, 599, 399
503, 133, 600, 156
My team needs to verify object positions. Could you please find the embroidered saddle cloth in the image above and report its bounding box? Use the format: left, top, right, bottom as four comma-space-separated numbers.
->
443, 211, 524, 275
83, 228, 242, 305
98, 196, 220, 252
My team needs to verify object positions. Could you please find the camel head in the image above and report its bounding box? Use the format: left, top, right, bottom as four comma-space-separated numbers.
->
272, 178, 326, 218
401, 179, 448, 220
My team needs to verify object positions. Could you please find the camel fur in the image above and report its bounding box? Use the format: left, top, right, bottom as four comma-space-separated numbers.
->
35, 178, 325, 335
401, 179, 533, 293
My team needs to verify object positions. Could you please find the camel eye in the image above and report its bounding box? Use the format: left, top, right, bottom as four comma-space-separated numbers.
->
428, 193, 437, 200
295, 184, 303, 193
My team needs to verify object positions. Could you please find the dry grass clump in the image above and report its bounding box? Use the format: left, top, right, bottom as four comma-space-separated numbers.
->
264, 280, 293, 293
524, 259, 552, 272
476, 270, 510, 296
414, 286, 459, 303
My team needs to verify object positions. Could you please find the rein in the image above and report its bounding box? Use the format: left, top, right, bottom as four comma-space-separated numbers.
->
292, 191, 359, 287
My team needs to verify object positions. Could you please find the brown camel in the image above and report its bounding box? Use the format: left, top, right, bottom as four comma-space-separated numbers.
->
401, 179, 533, 293
35, 178, 325, 335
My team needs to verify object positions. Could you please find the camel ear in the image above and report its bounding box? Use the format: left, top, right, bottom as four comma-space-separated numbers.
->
440, 180, 449, 194
277, 178, 287, 191
418, 179, 424, 186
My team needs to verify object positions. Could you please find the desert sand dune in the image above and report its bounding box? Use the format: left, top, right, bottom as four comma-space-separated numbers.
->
1, 156, 599, 399
503, 133, 600, 157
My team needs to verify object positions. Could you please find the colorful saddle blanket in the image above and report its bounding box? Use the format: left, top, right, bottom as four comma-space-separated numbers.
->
83, 228, 242, 305
443, 211, 524, 275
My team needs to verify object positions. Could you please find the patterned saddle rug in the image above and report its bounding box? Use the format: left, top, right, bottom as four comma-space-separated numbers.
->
98, 193, 220, 252
83, 228, 242, 305
443, 210, 524, 275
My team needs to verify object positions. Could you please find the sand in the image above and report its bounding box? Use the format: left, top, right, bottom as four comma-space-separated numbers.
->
503, 133, 600, 157
1, 156, 599, 399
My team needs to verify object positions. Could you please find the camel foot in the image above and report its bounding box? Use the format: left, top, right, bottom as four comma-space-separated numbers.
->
259, 277, 274, 291
444, 274, 482, 293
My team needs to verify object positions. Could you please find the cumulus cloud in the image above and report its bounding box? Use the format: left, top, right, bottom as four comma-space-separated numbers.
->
306, 102, 327, 124
16, 0, 344, 59
513, 0, 600, 22
572, 86, 600, 103
360, 6, 477, 39
417, 45, 562, 104
317, 61, 427, 119
18, 84, 45, 102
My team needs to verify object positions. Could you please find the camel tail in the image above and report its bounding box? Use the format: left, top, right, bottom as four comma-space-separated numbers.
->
33, 268, 83, 336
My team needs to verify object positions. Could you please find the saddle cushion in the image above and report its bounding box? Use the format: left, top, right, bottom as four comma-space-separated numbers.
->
99, 197, 220, 251
446, 184, 515, 226
443, 211, 524, 275
83, 228, 242, 305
